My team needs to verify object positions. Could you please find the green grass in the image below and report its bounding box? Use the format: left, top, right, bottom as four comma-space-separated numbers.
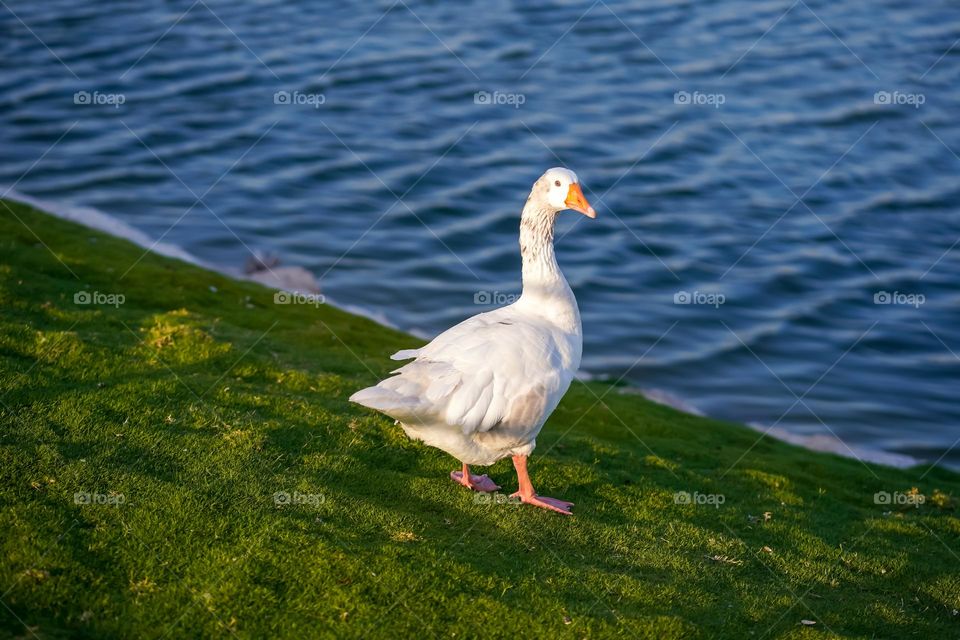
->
1, 198, 959, 639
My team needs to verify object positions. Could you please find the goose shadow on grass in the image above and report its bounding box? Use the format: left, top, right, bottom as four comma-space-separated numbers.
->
260, 443, 763, 631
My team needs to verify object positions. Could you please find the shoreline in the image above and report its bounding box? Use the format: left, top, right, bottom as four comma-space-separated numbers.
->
3, 188, 920, 470
2, 188, 412, 337
626, 387, 918, 469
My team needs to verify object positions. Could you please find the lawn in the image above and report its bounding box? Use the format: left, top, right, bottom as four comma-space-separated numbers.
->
1, 198, 959, 639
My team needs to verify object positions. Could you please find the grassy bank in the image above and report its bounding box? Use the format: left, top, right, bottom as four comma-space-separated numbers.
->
1, 198, 959, 639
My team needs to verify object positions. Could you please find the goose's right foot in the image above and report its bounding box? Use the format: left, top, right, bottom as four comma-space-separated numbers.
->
450, 463, 500, 492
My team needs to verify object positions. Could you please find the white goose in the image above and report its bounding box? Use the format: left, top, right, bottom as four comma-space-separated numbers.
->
350, 168, 595, 514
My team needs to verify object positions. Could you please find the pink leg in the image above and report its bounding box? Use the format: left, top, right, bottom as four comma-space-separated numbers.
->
510, 455, 573, 515
450, 461, 500, 492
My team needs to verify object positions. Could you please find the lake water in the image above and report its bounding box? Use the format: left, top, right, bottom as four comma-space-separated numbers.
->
2, 0, 959, 468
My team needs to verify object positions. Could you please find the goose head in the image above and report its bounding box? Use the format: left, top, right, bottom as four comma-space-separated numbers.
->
534, 167, 596, 218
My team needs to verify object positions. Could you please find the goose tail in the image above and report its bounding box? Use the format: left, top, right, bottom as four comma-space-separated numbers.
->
349, 385, 422, 420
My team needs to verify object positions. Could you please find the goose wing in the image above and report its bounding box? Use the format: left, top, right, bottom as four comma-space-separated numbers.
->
350, 307, 564, 434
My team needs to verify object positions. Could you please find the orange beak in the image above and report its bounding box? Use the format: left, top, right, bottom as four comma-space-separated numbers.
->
564, 183, 596, 218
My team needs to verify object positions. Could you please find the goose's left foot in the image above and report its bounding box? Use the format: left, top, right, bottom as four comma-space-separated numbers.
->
510, 455, 573, 515
450, 463, 500, 492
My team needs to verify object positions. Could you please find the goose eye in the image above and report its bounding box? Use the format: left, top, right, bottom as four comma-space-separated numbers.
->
554, 180, 561, 187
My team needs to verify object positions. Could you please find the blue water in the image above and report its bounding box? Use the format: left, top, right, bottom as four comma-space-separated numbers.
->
2, 0, 959, 467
